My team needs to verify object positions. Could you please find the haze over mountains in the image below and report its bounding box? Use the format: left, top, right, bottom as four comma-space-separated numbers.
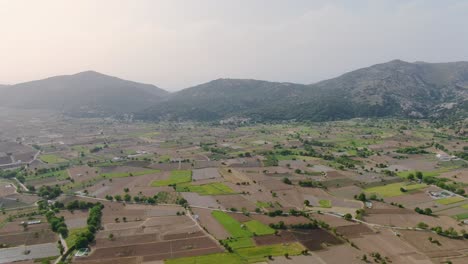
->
1, 60, 467, 122
0, 71, 168, 116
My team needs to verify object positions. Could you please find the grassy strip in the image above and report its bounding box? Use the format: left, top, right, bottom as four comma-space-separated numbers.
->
244, 220, 275, 235
151, 170, 192, 186
436, 197, 465, 205
101, 169, 160, 179
454, 212, 468, 220
165, 253, 244, 264
319, 199, 332, 208
364, 182, 427, 197
176, 182, 235, 195
26, 170, 69, 181
236, 242, 305, 263
39, 154, 68, 164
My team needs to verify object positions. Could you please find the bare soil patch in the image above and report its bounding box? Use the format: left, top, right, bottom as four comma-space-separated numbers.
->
291, 229, 342, 251
192, 207, 230, 239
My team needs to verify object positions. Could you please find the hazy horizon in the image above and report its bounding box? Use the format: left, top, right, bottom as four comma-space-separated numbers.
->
1, 0, 468, 91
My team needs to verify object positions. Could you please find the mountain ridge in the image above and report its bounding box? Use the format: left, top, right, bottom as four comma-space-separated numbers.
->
138, 59, 468, 122
1, 60, 467, 122
0, 71, 168, 116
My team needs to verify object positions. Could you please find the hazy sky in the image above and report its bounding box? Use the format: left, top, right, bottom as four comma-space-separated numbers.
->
1, 0, 467, 91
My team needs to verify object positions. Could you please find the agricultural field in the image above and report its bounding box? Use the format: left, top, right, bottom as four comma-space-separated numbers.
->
151, 170, 192, 186
39, 154, 68, 164
1, 115, 467, 264
177, 182, 235, 195
364, 182, 427, 197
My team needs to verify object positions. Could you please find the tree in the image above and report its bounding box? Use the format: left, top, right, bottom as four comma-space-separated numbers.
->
75, 236, 89, 249
417, 222, 428, 229
304, 200, 310, 207
57, 226, 68, 237
343, 213, 352, 221
57, 241, 64, 255
416, 171, 423, 180
357, 193, 366, 202
282, 177, 292, 185
424, 208, 432, 215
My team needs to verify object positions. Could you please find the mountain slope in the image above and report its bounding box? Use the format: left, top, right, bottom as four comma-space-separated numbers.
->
137, 79, 309, 121
0, 71, 168, 116
138, 60, 468, 122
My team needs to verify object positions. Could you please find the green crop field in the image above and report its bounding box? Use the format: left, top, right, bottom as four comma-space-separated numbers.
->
212, 211, 252, 238
255, 201, 272, 208
165, 253, 244, 264
364, 182, 426, 197
27, 169, 69, 181
101, 169, 160, 179
454, 212, 468, 220
244, 220, 275, 235
176, 182, 235, 195
397, 170, 442, 178
39, 154, 68, 164
236, 242, 305, 263
151, 170, 191, 186
436, 196, 465, 205
319, 199, 332, 208
224, 237, 255, 250
461, 204, 468, 209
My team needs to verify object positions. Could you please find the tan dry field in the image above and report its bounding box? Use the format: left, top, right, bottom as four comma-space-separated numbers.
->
391, 155, 438, 171
312, 213, 357, 227
78, 212, 222, 263
182, 193, 220, 208
385, 190, 437, 209
0, 217, 57, 247
350, 229, 433, 264
440, 169, 468, 184
79, 237, 221, 263
0, 229, 57, 247
0, 182, 16, 197
192, 168, 221, 180
86, 172, 167, 199
364, 211, 463, 231
328, 185, 363, 200
400, 230, 468, 259
58, 210, 88, 229
191, 207, 230, 239
213, 194, 257, 211
219, 167, 252, 184
69, 165, 99, 183
276, 188, 306, 208
313, 244, 365, 264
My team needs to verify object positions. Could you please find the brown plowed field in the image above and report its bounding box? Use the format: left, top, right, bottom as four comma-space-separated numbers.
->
291, 229, 342, 251
335, 224, 374, 238
84, 236, 220, 260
